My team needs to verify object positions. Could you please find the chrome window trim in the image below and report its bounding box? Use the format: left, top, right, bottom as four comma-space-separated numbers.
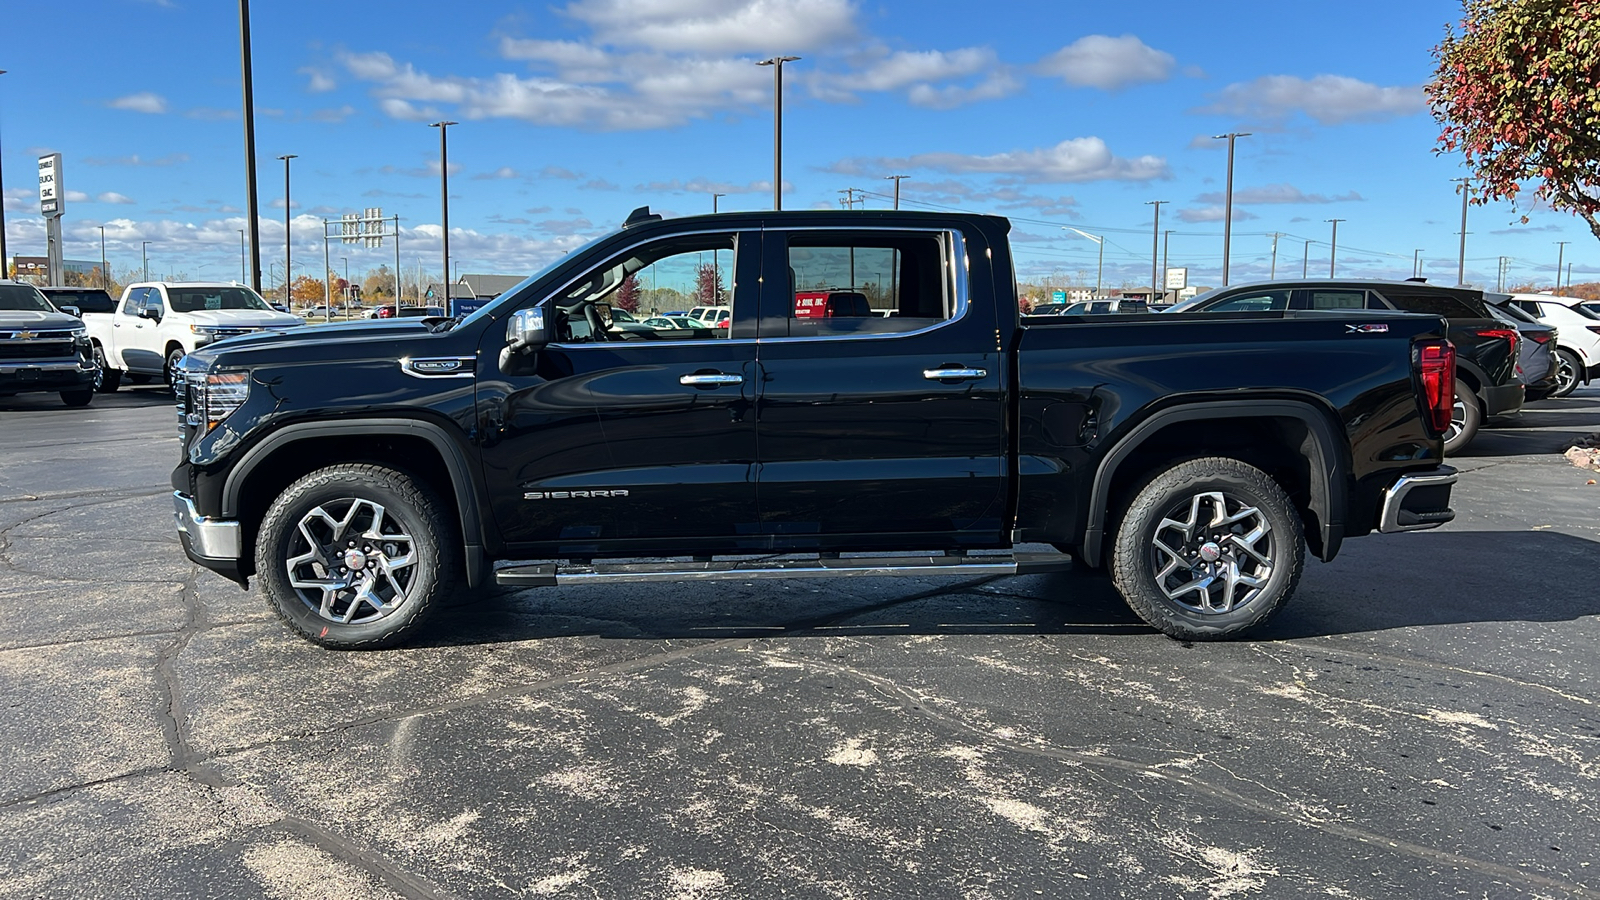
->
760, 226, 970, 345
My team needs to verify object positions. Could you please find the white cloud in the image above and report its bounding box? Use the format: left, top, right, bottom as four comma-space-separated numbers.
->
108, 92, 168, 114
1038, 34, 1175, 90
561, 0, 857, 53
1194, 183, 1363, 205
83, 153, 190, 167
65, 191, 92, 203
1178, 206, 1259, 223
637, 177, 784, 196
473, 166, 522, 180
1197, 75, 1425, 124
834, 137, 1169, 184
98, 192, 136, 204
300, 67, 337, 92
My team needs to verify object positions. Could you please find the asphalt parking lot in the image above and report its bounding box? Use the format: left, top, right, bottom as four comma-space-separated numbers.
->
2, 384, 1598, 899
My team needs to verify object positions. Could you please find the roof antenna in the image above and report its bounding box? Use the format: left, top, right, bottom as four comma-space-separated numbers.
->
623, 206, 662, 228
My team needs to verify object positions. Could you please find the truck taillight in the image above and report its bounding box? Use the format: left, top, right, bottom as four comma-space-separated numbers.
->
1477, 327, 1518, 356
1416, 340, 1456, 438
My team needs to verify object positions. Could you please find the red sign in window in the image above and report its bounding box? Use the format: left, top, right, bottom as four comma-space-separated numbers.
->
793, 291, 830, 319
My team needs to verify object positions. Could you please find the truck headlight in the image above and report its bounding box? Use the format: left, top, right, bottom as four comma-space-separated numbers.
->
185, 371, 250, 432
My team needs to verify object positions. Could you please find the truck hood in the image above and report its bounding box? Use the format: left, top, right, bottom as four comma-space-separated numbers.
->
191, 317, 437, 367
183, 309, 306, 328
0, 309, 85, 330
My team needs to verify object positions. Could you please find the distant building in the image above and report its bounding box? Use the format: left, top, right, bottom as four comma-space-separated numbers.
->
423, 282, 476, 301
457, 273, 526, 300
8, 256, 104, 285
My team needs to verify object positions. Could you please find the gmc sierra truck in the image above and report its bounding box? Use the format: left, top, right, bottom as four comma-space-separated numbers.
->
171, 209, 1459, 649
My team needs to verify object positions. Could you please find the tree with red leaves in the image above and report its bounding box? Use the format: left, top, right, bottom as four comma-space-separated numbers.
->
615, 273, 641, 312
1429, 1, 1600, 239
695, 263, 724, 306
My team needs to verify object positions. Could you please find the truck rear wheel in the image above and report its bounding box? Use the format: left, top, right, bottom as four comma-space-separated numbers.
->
1110, 457, 1303, 640
255, 464, 458, 649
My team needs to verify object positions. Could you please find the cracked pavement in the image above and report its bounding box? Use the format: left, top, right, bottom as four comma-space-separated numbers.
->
2, 385, 1599, 899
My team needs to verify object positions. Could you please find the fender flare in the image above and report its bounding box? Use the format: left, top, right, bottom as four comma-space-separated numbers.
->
1080, 400, 1349, 567
221, 418, 489, 585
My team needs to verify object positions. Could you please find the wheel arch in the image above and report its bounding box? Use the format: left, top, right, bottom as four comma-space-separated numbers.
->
1079, 400, 1349, 568
221, 419, 489, 586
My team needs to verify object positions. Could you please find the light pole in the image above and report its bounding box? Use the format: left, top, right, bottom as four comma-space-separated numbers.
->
1213, 131, 1251, 286
141, 241, 151, 282
1303, 240, 1311, 278
885, 174, 909, 209
712, 192, 725, 214
1326, 219, 1345, 277
1145, 200, 1167, 301
238, 3, 262, 293
1555, 241, 1570, 292
1453, 177, 1471, 286
1163, 230, 1173, 292
757, 56, 800, 211
277, 154, 296, 303
340, 256, 348, 308
430, 121, 457, 309
1268, 232, 1282, 280
0, 69, 9, 278
98, 226, 108, 288
1413, 249, 1423, 279
1065, 227, 1104, 298
239, 230, 247, 283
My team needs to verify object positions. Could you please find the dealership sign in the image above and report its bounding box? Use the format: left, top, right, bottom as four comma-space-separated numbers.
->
38, 154, 64, 217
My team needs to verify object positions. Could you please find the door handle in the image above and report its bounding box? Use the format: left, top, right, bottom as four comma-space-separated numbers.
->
680, 373, 743, 386
922, 367, 987, 381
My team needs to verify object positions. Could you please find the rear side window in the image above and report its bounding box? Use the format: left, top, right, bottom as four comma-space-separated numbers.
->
783, 231, 952, 337
1302, 289, 1367, 310
1380, 291, 1486, 319
47, 290, 117, 313
1204, 289, 1291, 313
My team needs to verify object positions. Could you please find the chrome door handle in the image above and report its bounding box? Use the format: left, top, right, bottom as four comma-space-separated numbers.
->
923, 367, 987, 381
680, 373, 743, 386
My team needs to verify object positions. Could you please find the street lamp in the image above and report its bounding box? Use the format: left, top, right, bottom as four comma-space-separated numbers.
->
141, 241, 152, 282
1326, 219, 1346, 278
1212, 132, 1251, 286
756, 56, 800, 211
0, 69, 9, 278
1145, 200, 1168, 302
1064, 227, 1104, 298
238, 2, 262, 293
98, 226, 108, 289
239, 230, 247, 283
430, 121, 457, 308
1555, 241, 1571, 292
277, 154, 297, 304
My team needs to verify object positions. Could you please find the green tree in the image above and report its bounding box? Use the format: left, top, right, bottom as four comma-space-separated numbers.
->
1428, 0, 1600, 238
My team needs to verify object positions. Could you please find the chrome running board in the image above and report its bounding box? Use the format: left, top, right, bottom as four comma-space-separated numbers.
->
494, 551, 1075, 587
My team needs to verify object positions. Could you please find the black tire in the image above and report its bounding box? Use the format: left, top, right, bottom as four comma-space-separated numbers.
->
1111, 457, 1304, 641
60, 388, 94, 408
255, 464, 458, 649
164, 347, 185, 394
1552, 349, 1583, 399
1442, 381, 1481, 456
128, 373, 154, 385
92, 344, 121, 393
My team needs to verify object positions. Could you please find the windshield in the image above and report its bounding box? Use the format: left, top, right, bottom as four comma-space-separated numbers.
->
1573, 303, 1600, 320
168, 287, 271, 313
0, 284, 57, 313
458, 231, 613, 329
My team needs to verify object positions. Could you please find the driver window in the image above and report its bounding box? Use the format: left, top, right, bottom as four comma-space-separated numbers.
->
1206, 290, 1290, 313
121, 288, 148, 316
550, 234, 737, 343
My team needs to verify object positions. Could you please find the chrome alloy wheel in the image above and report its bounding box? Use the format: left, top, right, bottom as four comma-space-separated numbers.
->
284, 498, 417, 624
1149, 491, 1274, 614
1444, 396, 1468, 446
1555, 353, 1578, 395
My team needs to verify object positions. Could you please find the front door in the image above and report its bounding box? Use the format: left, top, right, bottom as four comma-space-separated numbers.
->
753, 225, 1008, 546
116, 287, 164, 373
478, 229, 764, 555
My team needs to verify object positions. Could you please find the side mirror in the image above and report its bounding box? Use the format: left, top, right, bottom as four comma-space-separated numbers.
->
506, 307, 548, 351
59, 305, 81, 318
138, 306, 161, 321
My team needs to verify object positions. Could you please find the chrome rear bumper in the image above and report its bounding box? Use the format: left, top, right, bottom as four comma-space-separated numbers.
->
1377, 467, 1458, 533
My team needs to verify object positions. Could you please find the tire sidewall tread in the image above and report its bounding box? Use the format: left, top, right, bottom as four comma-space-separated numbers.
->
1110, 456, 1304, 641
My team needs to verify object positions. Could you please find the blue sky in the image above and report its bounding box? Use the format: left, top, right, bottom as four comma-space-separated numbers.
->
1, 0, 1592, 291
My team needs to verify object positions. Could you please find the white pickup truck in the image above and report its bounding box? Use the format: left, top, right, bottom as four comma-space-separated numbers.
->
83, 282, 303, 391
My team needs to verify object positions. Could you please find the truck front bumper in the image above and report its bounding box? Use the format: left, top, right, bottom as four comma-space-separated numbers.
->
1377, 467, 1457, 533
0, 359, 97, 394
173, 491, 247, 585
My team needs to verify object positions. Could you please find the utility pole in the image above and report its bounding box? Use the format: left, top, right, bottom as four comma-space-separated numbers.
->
1302, 239, 1311, 278
237, 2, 262, 293
711, 192, 725, 214
1453, 177, 1471, 286
885, 174, 909, 209
1567, 262, 1573, 293
430, 120, 457, 309
1413, 248, 1423, 279
276, 154, 296, 304
1065, 227, 1104, 298
0, 69, 9, 278
98, 226, 108, 289
838, 188, 862, 209
142, 241, 151, 282
1326, 219, 1345, 277
1496, 256, 1508, 292
1162, 229, 1172, 294
1145, 200, 1167, 302
1269, 232, 1282, 280
1213, 132, 1251, 285
757, 56, 800, 211
1555, 241, 1570, 292
239, 230, 247, 283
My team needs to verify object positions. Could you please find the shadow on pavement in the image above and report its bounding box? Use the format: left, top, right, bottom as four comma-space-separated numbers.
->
0, 385, 175, 412
414, 529, 1599, 647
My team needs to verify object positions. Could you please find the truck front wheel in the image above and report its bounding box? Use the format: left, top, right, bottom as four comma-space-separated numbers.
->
255, 464, 458, 649
1110, 457, 1304, 640
92, 344, 120, 393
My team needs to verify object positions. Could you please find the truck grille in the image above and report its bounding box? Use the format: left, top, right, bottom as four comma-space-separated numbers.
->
0, 339, 75, 361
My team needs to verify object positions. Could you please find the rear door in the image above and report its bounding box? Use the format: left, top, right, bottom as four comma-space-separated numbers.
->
477, 228, 764, 552
752, 225, 1007, 545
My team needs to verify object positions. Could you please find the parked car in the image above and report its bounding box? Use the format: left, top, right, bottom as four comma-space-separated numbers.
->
372, 305, 447, 319
687, 305, 732, 328
80, 282, 303, 392
38, 287, 118, 318
0, 280, 98, 406
1059, 299, 1149, 315
171, 208, 1457, 650
1500, 293, 1600, 398
1483, 297, 1558, 400
643, 316, 692, 330
1170, 279, 1522, 454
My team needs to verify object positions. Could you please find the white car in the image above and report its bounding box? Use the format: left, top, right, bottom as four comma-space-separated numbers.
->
1503, 292, 1600, 397
82, 282, 304, 392
687, 306, 731, 329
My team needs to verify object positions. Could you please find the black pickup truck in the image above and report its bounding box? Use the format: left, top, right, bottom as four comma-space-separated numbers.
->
172, 209, 1459, 649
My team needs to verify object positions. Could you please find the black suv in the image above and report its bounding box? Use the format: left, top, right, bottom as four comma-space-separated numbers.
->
1172, 279, 1521, 453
